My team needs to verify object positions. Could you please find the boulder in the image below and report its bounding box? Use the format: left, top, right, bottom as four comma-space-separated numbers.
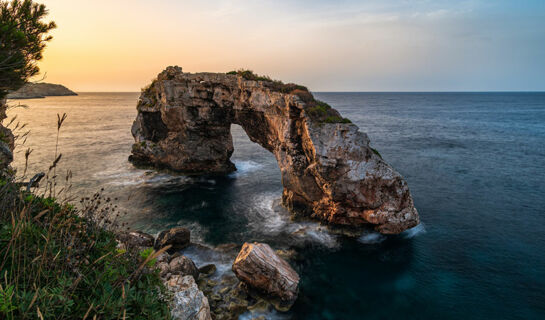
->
130, 67, 419, 234
232, 242, 299, 309
155, 227, 190, 253
167, 275, 212, 320
118, 230, 154, 247
169, 255, 199, 280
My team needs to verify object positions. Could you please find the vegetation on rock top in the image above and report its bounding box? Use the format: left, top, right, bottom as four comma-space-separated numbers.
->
226, 69, 352, 124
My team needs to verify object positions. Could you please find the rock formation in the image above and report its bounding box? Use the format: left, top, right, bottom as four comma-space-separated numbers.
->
0, 99, 14, 170
232, 242, 299, 309
155, 227, 191, 253
130, 66, 419, 234
7, 83, 77, 99
167, 275, 212, 320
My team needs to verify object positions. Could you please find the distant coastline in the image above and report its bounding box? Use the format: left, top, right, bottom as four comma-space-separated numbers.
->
7, 83, 77, 99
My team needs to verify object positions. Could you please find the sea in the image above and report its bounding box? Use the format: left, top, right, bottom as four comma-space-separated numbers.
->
7, 92, 545, 319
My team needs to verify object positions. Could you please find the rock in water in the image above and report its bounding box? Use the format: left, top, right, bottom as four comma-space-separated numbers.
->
155, 227, 191, 253
232, 242, 299, 309
167, 275, 212, 320
131, 66, 420, 234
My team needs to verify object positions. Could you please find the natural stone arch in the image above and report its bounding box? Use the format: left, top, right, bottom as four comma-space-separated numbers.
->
130, 66, 419, 234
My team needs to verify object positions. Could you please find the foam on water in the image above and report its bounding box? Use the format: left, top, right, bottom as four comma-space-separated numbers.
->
402, 223, 426, 239
231, 160, 263, 176
358, 232, 387, 244
247, 193, 340, 248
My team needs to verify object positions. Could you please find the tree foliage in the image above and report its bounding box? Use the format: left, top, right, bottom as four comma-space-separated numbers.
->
0, 0, 56, 99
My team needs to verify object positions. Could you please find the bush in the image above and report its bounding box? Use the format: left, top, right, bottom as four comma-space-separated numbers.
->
226, 69, 272, 82
0, 179, 172, 319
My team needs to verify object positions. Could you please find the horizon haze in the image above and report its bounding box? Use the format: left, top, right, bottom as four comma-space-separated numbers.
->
37, 0, 545, 92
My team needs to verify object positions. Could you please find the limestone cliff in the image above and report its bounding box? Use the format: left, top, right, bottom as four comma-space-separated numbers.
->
130, 66, 419, 234
7, 83, 77, 99
0, 99, 14, 170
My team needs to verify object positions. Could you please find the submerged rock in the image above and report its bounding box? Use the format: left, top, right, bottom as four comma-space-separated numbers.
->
130, 66, 419, 234
232, 242, 299, 309
167, 275, 212, 320
155, 227, 191, 253
198, 264, 217, 276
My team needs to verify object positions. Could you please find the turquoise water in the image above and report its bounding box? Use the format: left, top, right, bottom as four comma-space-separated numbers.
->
9, 92, 545, 319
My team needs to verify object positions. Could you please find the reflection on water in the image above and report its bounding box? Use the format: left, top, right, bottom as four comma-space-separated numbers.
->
8, 92, 545, 319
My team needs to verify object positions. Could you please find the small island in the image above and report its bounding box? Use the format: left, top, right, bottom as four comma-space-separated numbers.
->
6, 82, 77, 99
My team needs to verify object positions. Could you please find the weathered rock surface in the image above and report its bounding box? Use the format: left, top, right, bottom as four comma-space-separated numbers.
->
232, 242, 299, 309
0, 99, 14, 170
130, 66, 419, 234
6, 83, 77, 99
169, 255, 200, 280
155, 227, 191, 253
117, 230, 155, 247
167, 275, 212, 320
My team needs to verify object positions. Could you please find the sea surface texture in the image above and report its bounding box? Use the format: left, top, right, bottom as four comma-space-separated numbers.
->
9, 92, 545, 319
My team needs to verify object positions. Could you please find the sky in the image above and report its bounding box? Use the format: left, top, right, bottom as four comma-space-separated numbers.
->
36, 0, 545, 92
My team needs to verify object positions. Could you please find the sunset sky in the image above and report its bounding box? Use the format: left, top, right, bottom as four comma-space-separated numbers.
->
37, 0, 545, 92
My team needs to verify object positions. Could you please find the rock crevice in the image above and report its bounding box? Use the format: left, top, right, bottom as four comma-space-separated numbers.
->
130, 66, 419, 234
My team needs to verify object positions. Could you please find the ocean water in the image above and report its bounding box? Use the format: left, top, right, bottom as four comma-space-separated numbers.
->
7, 92, 545, 319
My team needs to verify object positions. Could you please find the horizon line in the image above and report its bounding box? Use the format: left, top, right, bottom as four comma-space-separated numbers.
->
72, 90, 545, 93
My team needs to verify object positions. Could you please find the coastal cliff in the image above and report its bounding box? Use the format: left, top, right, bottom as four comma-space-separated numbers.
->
0, 99, 14, 170
7, 83, 77, 99
130, 66, 419, 234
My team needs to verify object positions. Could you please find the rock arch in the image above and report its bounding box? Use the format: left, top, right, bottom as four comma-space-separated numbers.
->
130, 66, 419, 234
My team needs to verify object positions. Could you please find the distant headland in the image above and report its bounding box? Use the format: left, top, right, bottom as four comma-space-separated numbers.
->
7, 83, 77, 99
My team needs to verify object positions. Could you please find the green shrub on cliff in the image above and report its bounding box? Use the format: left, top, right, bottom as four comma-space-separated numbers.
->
226, 69, 352, 124
0, 178, 171, 319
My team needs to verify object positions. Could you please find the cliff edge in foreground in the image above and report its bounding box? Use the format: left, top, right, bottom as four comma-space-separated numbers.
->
7, 82, 77, 99
130, 66, 419, 234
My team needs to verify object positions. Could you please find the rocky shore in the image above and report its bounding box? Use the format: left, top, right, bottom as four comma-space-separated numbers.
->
120, 227, 301, 320
6, 83, 77, 99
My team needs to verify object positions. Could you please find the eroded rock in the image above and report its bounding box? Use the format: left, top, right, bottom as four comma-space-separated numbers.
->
130, 66, 419, 234
169, 255, 199, 280
117, 230, 155, 247
155, 227, 190, 253
167, 275, 212, 320
0, 99, 14, 170
232, 242, 299, 309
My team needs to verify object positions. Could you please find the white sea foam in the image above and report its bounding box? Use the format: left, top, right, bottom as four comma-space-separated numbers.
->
402, 223, 426, 239
231, 160, 263, 176
251, 193, 286, 233
239, 310, 291, 320
358, 232, 386, 244
181, 245, 235, 281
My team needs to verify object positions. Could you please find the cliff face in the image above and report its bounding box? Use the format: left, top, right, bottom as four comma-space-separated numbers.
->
0, 99, 14, 170
130, 66, 419, 234
7, 83, 77, 99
